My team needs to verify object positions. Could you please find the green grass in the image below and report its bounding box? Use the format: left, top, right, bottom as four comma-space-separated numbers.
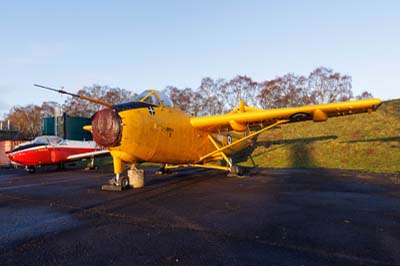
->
238, 99, 400, 174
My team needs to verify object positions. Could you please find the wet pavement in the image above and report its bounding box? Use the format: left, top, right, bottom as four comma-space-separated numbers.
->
0, 166, 399, 266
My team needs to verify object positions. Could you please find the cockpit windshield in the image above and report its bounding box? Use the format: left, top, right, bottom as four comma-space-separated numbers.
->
133, 90, 174, 107
32, 136, 63, 145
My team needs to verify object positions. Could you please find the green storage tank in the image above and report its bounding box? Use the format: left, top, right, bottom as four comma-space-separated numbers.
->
42, 113, 92, 141
63, 113, 92, 141
42, 117, 55, 135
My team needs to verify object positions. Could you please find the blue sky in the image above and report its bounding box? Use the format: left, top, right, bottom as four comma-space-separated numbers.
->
1, 0, 399, 118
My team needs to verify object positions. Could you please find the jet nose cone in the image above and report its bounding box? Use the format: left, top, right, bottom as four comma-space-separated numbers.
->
92, 108, 122, 147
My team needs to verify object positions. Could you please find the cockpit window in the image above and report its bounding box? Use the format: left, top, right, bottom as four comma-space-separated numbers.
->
32, 136, 63, 145
133, 91, 148, 101
145, 94, 160, 105
158, 91, 174, 107
133, 90, 174, 107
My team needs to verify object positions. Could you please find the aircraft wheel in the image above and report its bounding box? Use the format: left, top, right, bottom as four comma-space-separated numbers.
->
120, 177, 130, 189
26, 167, 36, 174
57, 163, 65, 170
228, 165, 242, 177
156, 168, 171, 175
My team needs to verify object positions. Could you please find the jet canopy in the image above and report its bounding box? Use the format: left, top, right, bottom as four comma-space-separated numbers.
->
10, 136, 63, 153
133, 90, 174, 107
32, 136, 63, 145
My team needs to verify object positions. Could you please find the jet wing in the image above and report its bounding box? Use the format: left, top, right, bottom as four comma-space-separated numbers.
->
190, 98, 382, 131
66, 150, 110, 161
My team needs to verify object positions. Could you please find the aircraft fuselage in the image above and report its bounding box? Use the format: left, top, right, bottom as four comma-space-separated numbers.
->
92, 103, 248, 174
7, 136, 102, 171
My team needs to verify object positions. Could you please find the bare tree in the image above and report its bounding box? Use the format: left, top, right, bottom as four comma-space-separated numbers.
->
164, 86, 202, 115
63, 84, 134, 117
41, 101, 61, 117
197, 77, 225, 115
257, 74, 314, 109
257, 78, 285, 109
5, 105, 42, 139
164, 67, 373, 114
279, 73, 304, 107
296, 75, 315, 106
223, 75, 259, 110
308, 67, 353, 104
103, 87, 135, 104
356, 91, 374, 100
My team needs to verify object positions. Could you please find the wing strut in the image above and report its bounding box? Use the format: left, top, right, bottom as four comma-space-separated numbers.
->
163, 119, 290, 173
199, 119, 290, 163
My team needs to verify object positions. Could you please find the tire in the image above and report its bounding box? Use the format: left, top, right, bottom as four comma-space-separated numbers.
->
120, 177, 129, 189
228, 165, 242, 177
25, 167, 36, 174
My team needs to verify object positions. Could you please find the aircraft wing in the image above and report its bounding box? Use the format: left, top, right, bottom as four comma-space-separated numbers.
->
190, 98, 382, 131
66, 150, 110, 161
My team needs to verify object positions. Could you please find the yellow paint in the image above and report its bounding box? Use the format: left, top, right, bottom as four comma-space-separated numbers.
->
200, 120, 289, 162
83, 125, 92, 132
229, 120, 247, 131
110, 105, 211, 164
190, 98, 382, 130
112, 154, 124, 174
313, 109, 328, 122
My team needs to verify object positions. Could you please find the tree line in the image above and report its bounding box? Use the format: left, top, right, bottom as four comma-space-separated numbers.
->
166, 67, 372, 116
4, 67, 373, 138
5, 85, 134, 139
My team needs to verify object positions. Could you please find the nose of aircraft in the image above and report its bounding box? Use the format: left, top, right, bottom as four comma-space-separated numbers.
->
92, 108, 122, 147
7, 152, 21, 165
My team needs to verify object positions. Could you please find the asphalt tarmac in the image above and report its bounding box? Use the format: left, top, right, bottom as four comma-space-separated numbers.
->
0, 165, 399, 266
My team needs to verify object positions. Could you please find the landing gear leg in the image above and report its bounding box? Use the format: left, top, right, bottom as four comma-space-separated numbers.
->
156, 164, 171, 175
227, 158, 242, 177
86, 157, 96, 170
108, 173, 120, 185
228, 165, 241, 176
102, 156, 129, 191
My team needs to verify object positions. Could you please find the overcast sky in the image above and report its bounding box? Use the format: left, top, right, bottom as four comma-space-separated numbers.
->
1, 0, 399, 118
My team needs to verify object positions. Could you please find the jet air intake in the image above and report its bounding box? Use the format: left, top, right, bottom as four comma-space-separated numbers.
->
92, 108, 122, 147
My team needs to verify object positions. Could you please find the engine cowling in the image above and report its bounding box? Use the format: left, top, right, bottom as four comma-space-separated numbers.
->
92, 108, 122, 147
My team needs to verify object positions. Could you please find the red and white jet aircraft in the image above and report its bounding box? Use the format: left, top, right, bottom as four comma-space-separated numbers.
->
6, 136, 109, 173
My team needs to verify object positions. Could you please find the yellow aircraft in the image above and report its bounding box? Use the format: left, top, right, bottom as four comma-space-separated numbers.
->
35, 84, 381, 189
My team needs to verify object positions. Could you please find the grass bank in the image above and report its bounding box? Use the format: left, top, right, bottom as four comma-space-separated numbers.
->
238, 99, 400, 174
